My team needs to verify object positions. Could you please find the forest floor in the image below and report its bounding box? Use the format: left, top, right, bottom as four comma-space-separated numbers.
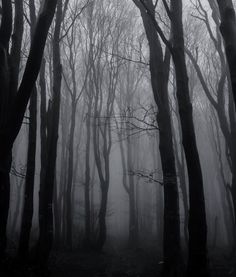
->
1, 247, 235, 276
49, 249, 236, 277
49, 248, 236, 277
50, 248, 162, 277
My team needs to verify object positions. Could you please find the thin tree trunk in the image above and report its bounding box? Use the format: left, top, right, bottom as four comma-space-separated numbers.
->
84, 103, 92, 247
66, 101, 76, 248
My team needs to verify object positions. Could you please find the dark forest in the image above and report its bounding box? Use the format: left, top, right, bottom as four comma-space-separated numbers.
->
0, 0, 236, 276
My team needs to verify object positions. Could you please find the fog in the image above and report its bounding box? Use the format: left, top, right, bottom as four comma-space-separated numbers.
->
0, 0, 236, 276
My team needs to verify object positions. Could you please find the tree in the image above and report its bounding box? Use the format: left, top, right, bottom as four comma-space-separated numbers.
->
133, 1, 182, 275
37, 0, 63, 266
186, 0, 236, 253
0, 0, 58, 260
170, 1, 208, 275
133, 0, 209, 275
18, 0, 37, 260
216, 0, 236, 109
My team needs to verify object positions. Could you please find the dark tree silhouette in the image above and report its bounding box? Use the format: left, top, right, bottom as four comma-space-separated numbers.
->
0, 0, 58, 260
18, 0, 37, 260
37, 0, 63, 267
133, 0, 209, 276
133, 0, 183, 275
216, 0, 236, 109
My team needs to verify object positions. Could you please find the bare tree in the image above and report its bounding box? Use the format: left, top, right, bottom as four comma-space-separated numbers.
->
133, 1, 183, 275
215, 0, 236, 108
0, 0, 57, 259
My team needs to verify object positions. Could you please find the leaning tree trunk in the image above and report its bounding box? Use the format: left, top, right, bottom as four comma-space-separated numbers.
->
18, 0, 37, 259
18, 88, 37, 259
0, 0, 57, 259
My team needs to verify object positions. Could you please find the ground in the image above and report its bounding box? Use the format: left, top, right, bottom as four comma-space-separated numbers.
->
50, 248, 161, 277
0, 248, 235, 276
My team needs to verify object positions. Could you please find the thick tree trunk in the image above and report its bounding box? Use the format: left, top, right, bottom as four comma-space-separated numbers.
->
133, 1, 182, 275
37, 0, 62, 266
170, 1, 208, 276
0, 153, 11, 259
18, 0, 37, 259
18, 88, 37, 259
0, 0, 57, 260
0, 0, 12, 259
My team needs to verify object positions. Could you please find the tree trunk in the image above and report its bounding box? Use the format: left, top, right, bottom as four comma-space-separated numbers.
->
66, 101, 76, 248
133, 1, 182, 275
216, 0, 236, 109
97, 183, 109, 250
37, 0, 62, 266
84, 104, 92, 247
18, 0, 37, 259
0, 0, 12, 259
18, 88, 37, 259
0, 0, 57, 259
127, 133, 138, 248
170, 1, 208, 275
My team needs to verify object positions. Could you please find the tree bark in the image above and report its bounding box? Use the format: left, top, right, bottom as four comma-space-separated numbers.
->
66, 100, 76, 248
0, 0, 57, 259
37, 0, 62, 266
170, 1, 209, 275
216, 0, 236, 109
18, 0, 37, 259
84, 102, 92, 247
133, 1, 182, 275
